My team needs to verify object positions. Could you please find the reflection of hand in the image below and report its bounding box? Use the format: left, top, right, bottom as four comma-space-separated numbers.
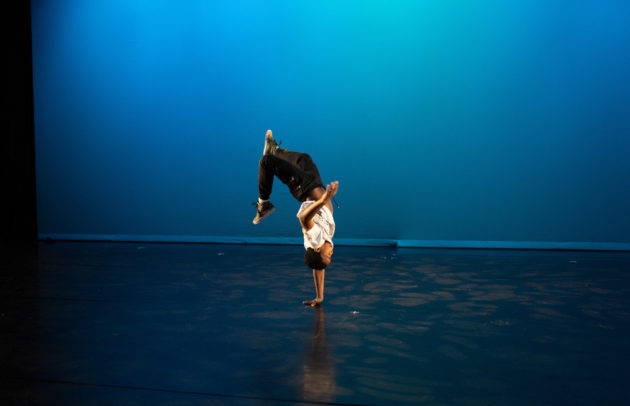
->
303, 306, 335, 402
322, 181, 339, 202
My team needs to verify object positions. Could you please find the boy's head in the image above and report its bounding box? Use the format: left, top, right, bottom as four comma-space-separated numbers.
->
304, 241, 334, 270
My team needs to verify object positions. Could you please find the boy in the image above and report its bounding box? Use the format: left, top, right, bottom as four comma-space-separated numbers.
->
254, 130, 339, 307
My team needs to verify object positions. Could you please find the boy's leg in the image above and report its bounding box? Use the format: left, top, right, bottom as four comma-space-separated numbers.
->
265, 131, 324, 192
254, 154, 313, 224
258, 154, 311, 201
271, 149, 324, 198
272, 148, 323, 182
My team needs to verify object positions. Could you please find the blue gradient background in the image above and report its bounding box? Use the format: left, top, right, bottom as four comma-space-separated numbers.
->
31, 0, 630, 245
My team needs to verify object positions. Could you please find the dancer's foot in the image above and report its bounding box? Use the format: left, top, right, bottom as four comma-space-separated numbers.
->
263, 129, 280, 156
252, 200, 275, 224
302, 298, 323, 307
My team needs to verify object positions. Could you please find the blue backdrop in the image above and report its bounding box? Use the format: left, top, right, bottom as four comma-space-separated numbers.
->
32, 0, 630, 248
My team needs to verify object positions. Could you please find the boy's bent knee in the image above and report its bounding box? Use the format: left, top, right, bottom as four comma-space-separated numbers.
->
259, 154, 274, 166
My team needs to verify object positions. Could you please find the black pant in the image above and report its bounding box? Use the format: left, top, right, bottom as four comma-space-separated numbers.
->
258, 149, 324, 202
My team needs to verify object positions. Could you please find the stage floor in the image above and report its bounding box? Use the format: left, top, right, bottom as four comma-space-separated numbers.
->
2, 242, 630, 405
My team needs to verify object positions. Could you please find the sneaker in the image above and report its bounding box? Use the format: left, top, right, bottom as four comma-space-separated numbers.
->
252, 201, 275, 224
263, 130, 280, 156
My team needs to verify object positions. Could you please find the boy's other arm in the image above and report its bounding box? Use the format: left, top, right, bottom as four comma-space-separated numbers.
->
298, 181, 339, 230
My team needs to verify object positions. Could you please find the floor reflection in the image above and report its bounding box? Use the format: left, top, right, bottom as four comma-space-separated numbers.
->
302, 307, 336, 403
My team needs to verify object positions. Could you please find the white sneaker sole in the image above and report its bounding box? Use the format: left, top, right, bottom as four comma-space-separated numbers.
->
252, 206, 276, 224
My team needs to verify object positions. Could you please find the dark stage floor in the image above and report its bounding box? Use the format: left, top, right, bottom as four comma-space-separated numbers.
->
2, 242, 630, 405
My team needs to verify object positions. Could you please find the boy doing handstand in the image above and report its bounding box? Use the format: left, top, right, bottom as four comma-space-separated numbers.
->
253, 130, 339, 307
